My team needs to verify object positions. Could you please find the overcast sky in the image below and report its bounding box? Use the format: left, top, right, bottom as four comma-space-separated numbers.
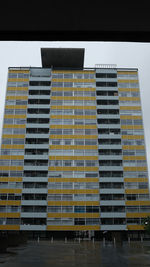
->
0, 41, 150, 182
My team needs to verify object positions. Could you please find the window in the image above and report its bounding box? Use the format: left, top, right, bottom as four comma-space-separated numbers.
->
74, 206, 85, 213
64, 82, 73, 87
51, 91, 63, 96
14, 119, 26, 125
0, 160, 10, 166
2, 139, 11, 144
51, 82, 63, 87
12, 139, 24, 145
11, 160, 23, 166
13, 128, 26, 134
52, 73, 63, 79
16, 100, 27, 105
29, 81, 51, 86
75, 161, 84, 166
64, 74, 73, 79
3, 128, 12, 134
64, 91, 73, 96
8, 82, 17, 87
15, 109, 26, 114
74, 73, 83, 79
8, 73, 17, 78
96, 82, 117, 87
96, 73, 117, 78
84, 73, 95, 79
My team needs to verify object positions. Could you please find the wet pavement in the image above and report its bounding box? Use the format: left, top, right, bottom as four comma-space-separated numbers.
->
1, 240, 150, 267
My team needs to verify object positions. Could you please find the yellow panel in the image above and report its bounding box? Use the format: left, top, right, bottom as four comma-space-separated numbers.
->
50, 115, 97, 120
127, 225, 144, 230
4, 115, 26, 119
1, 144, 24, 149
49, 145, 98, 150
123, 167, 147, 172
124, 178, 148, 182
0, 177, 22, 182
5, 105, 27, 109
8, 78, 29, 82
47, 201, 100, 206
2, 134, 25, 139
122, 135, 144, 140
52, 70, 95, 74
48, 178, 99, 183
123, 156, 146, 160
48, 189, 99, 194
48, 166, 99, 172
0, 155, 24, 160
6, 96, 28, 100
49, 135, 98, 140
118, 88, 139, 92
51, 87, 96, 91
125, 189, 149, 194
47, 213, 100, 218
3, 125, 26, 129
0, 200, 21, 206
122, 145, 145, 150
126, 213, 150, 218
0, 213, 20, 218
49, 155, 98, 160
118, 79, 138, 83
51, 96, 96, 101
117, 71, 138, 75
0, 189, 22, 194
2, 166, 20, 172
126, 201, 150, 206
9, 70, 29, 73
0, 225, 20, 230
121, 125, 143, 130
120, 106, 141, 110
51, 105, 96, 110
119, 97, 140, 101
50, 125, 97, 129
7, 87, 28, 91
47, 225, 100, 231
120, 115, 142, 120
52, 78, 95, 83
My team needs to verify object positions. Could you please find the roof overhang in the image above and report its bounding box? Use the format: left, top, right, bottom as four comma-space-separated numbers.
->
41, 48, 85, 69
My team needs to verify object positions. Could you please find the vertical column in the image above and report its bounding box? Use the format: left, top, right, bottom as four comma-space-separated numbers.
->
47, 70, 100, 232
96, 68, 126, 231
118, 69, 150, 232
20, 68, 51, 231
0, 68, 29, 230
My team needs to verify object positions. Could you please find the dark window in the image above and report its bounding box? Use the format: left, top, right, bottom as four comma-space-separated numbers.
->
96, 73, 117, 78
74, 218, 85, 225
25, 138, 49, 144
96, 91, 118, 96
26, 128, 49, 134
97, 100, 119, 105
28, 99, 50, 105
25, 149, 48, 155
29, 81, 51, 86
98, 149, 122, 155
97, 119, 120, 124
27, 108, 50, 114
96, 82, 117, 87
29, 90, 50, 95
99, 171, 123, 177
27, 118, 49, 124
23, 171, 48, 177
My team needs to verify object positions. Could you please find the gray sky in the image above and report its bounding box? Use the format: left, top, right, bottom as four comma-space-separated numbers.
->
0, 41, 150, 182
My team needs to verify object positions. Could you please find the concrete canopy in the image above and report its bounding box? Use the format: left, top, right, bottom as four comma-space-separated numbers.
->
41, 48, 85, 69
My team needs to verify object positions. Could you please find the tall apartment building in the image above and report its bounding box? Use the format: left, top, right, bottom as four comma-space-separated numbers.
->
0, 48, 149, 239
